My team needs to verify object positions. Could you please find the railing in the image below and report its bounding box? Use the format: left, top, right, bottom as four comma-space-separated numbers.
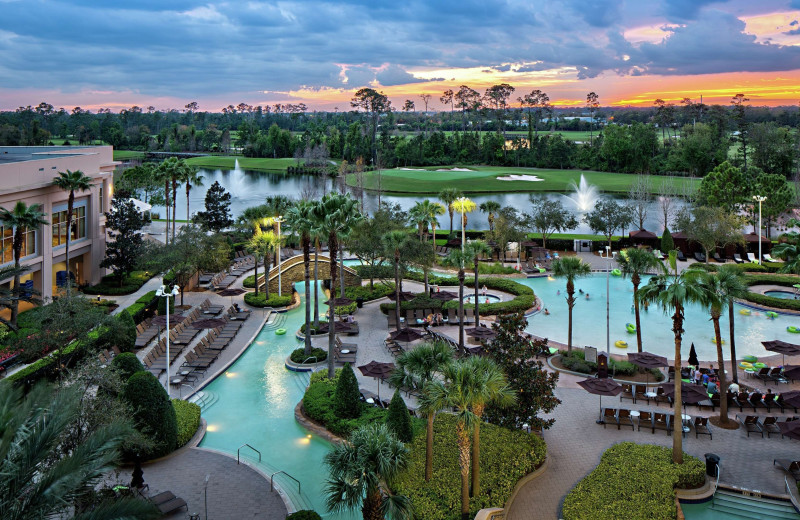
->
270, 470, 301, 494
302, 356, 317, 364
712, 463, 721, 506
179, 383, 195, 399
237, 444, 261, 464
786, 476, 800, 511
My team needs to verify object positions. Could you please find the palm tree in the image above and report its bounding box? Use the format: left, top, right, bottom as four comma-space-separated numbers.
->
638, 251, 704, 464
0, 383, 158, 520
479, 201, 501, 232
438, 187, 462, 236
427, 201, 446, 253
697, 272, 735, 426
716, 265, 749, 383
389, 340, 453, 481
52, 169, 92, 288
154, 157, 179, 245
442, 249, 470, 350
617, 248, 663, 352
0, 202, 48, 329
451, 197, 477, 253
409, 201, 430, 241
382, 230, 410, 332
324, 424, 412, 520
464, 356, 515, 497
551, 256, 591, 351
181, 165, 204, 223
315, 193, 362, 378
463, 240, 492, 326
0, 265, 38, 330
772, 240, 800, 274
247, 225, 279, 298
286, 201, 317, 356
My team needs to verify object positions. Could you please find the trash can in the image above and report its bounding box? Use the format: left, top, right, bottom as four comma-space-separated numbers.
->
704, 453, 720, 477
356, 297, 364, 309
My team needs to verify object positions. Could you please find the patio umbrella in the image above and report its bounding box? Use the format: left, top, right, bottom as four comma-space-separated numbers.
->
466, 325, 496, 340
627, 352, 669, 386
324, 297, 353, 307
688, 343, 699, 367
783, 365, 800, 381
191, 318, 227, 330
780, 390, 800, 409
432, 290, 458, 301
389, 328, 425, 344
577, 377, 622, 424
777, 420, 800, 441
151, 314, 186, 327
218, 287, 247, 306
661, 382, 709, 404
358, 361, 395, 400
762, 340, 800, 365
317, 321, 353, 334
387, 291, 416, 302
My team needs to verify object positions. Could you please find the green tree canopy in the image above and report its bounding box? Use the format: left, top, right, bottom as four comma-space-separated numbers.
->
525, 196, 578, 249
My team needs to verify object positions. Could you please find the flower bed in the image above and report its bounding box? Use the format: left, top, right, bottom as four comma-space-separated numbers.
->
393, 413, 546, 520
562, 442, 704, 520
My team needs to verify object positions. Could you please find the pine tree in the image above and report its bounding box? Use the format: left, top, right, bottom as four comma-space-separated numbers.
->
195, 181, 233, 232
661, 227, 674, 253
333, 363, 361, 419
100, 198, 151, 286
385, 390, 413, 442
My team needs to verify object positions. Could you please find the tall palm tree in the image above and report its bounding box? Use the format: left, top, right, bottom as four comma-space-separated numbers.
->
772, 239, 800, 273
463, 240, 492, 325
154, 157, 180, 246
52, 169, 92, 288
0, 265, 38, 330
315, 192, 362, 378
324, 424, 412, 520
551, 256, 591, 351
442, 249, 470, 350
286, 201, 317, 356
638, 251, 704, 464
427, 201, 446, 253
617, 247, 663, 352
464, 356, 515, 497
0, 383, 158, 520
697, 272, 735, 426
0, 202, 47, 329
479, 201, 501, 232
716, 265, 749, 383
247, 225, 279, 298
408, 201, 430, 241
389, 340, 453, 481
382, 230, 409, 332
451, 197, 477, 253
181, 164, 204, 223
438, 187, 462, 236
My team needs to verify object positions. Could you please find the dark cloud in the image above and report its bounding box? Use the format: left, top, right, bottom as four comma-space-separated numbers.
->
660, 0, 728, 21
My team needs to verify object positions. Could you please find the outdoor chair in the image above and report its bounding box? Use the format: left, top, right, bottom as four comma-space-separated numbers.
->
653, 413, 671, 435
734, 391, 751, 412
737, 415, 764, 438
654, 387, 669, 406
747, 253, 757, 262
756, 367, 772, 384
774, 460, 800, 481
694, 252, 706, 262
619, 384, 635, 404
447, 308, 459, 324
601, 408, 618, 428
777, 394, 799, 414
762, 416, 781, 438
733, 254, 744, 263
768, 367, 788, 384
748, 392, 768, 411
763, 253, 777, 262
694, 417, 712, 439
676, 250, 687, 262
617, 409, 635, 431
637, 411, 653, 433
634, 384, 649, 404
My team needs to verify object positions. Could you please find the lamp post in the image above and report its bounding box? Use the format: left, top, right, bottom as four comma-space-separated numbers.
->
155, 284, 180, 396
275, 216, 285, 296
752, 195, 766, 264
600, 245, 611, 354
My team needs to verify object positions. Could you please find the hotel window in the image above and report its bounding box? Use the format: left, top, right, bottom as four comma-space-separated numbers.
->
52, 205, 87, 247
0, 225, 36, 264
99, 183, 104, 214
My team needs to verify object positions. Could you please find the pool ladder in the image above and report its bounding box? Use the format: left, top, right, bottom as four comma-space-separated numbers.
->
711, 463, 721, 507
235, 442, 310, 510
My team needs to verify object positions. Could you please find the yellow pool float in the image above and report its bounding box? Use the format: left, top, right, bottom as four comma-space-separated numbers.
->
615, 340, 628, 348
738, 361, 753, 369
739, 309, 751, 316
711, 337, 725, 344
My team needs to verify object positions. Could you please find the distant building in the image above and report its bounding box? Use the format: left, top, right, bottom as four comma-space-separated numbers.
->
0, 146, 115, 300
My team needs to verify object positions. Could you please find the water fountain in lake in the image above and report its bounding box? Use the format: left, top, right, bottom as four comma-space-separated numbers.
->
563, 174, 599, 212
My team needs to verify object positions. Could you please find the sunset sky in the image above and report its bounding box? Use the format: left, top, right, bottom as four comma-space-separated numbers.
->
3, 0, 800, 111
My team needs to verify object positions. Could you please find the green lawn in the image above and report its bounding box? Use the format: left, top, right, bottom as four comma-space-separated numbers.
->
351, 166, 698, 195
113, 150, 145, 160
50, 138, 107, 146
184, 156, 297, 171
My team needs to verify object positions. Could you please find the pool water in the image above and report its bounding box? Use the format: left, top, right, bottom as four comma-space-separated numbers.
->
681, 490, 800, 519
198, 282, 357, 519
521, 275, 800, 361
765, 290, 800, 300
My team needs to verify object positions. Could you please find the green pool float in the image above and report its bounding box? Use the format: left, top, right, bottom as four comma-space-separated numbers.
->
611, 268, 622, 276
625, 323, 636, 334
788, 326, 800, 334
753, 362, 768, 369
743, 355, 758, 363
275, 328, 287, 335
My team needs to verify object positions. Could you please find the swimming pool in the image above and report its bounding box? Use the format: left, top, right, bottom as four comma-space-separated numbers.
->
198, 282, 357, 519
520, 275, 800, 361
681, 490, 800, 519
765, 290, 799, 300
464, 294, 501, 304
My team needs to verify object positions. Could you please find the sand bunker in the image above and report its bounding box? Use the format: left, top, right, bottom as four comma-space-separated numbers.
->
400, 168, 426, 171
497, 174, 544, 182
435, 167, 473, 172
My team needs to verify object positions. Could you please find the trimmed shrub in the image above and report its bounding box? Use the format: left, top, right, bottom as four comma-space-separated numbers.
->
385, 390, 413, 442
302, 370, 390, 437
334, 283, 395, 301
244, 292, 293, 308
394, 413, 546, 520
286, 512, 322, 520
300, 321, 327, 335
123, 371, 178, 459
661, 228, 674, 253
559, 350, 640, 377
95, 310, 136, 353
475, 262, 518, 275
112, 352, 145, 380
243, 274, 256, 288
290, 347, 327, 363
172, 399, 201, 447
157, 295, 175, 316
562, 442, 704, 520
334, 302, 357, 316
687, 262, 717, 272
83, 271, 152, 295
334, 363, 361, 419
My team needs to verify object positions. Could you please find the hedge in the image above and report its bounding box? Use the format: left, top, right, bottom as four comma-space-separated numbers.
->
286, 512, 322, 520
394, 413, 547, 520
4, 328, 103, 386
83, 271, 153, 295
741, 273, 800, 311
111, 352, 145, 380
127, 290, 160, 323
559, 350, 651, 378
562, 443, 704, 520
123, 371, 178, 459
173, 399, 201, 447
243, 274, 256, 288
244, 292, 293, 308
334, 282, 396, 302
290, 347, 327, 363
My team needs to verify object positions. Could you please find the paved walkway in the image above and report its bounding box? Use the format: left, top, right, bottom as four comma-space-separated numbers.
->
138, 447, 287, 519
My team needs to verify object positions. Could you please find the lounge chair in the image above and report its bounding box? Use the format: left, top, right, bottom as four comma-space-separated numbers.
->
768, 367, 788, 384
762, 416, 781, 438
733, 254, 744, 263
755, 367, 772, 384
601, 408, 618, 428
694, 252, 706, 262
634, 384, 649, 404
619, 384, 635, 404
774, 460, 800, 481
737, 414, 763, 437
747, 253, 757, 263
694, 417, 712, 439
777, 393, 799, 414
763, 253, 778, 263
149, 492, 188, 515
713, 252, 725, 263
617, 409, 635, 431
653, 413, 671, 435
637, 411, 652, 433
676, 250, 687, 262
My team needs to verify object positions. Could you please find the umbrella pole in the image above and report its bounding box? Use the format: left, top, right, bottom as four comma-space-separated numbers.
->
377, 377, 381, 401
596, 395, 603, 424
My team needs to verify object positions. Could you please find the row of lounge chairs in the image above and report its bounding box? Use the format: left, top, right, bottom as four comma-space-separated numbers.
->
134, 318, 161, 349
334, 336, 357, 364
522, 259, 547, 274
620, 385, 800, 414
174, 309, 250, 385
434, 246, 452, 258
601, 407, 712, 438
388, 308, 477, 328
141, 306, 209, 376
737, 414, 799, 438
752, 366, 791, 385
